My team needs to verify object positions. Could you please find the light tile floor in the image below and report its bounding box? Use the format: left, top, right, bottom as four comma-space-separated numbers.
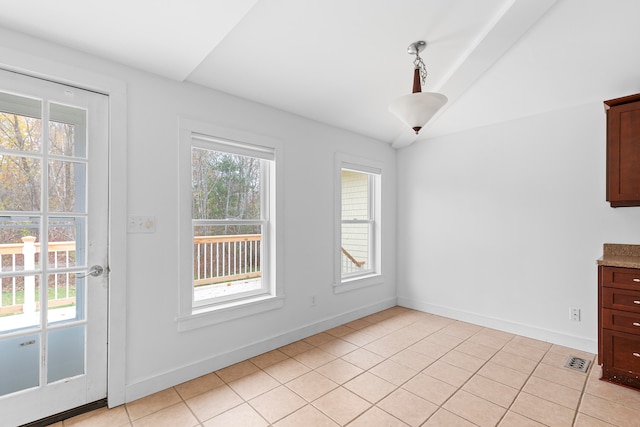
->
52, 307, 640, 426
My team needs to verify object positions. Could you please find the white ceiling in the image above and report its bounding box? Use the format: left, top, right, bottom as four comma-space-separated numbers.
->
0, 0, 638, 147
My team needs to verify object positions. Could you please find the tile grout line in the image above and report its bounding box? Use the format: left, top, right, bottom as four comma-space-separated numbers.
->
353, 317, 515, 425
497, 342, 593, 427
494, 336, 546, 427
310, 318, 424, 425
222, 360, 279, 426
422, 327, 575, 426
77, 309, 617, 427
348, 318, 451, 425
176, 384, 208, 427
572, 361, 595, 427
301, 314, 451, 425
336, 317, 431, 425
341, 317, 496, 425
124, 401, 134, 426
242, 327, 591, 427
241, 330, 368, 425
424, 326, 515, 426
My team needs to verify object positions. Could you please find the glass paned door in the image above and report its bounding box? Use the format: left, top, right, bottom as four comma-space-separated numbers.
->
0, 69, 108, 426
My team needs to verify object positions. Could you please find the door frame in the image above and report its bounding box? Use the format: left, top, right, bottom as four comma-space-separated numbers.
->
0, 37, 128, 407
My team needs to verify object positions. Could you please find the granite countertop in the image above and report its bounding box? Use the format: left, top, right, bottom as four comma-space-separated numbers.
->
597, 244, 640, 269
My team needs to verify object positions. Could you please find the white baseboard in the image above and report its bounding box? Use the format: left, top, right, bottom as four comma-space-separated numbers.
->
124, 297, 397, 402
397, 297, 597, 354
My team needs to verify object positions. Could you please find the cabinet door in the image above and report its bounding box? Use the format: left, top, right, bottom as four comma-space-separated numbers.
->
607, 101, 640, 206
602, 329, 640, 388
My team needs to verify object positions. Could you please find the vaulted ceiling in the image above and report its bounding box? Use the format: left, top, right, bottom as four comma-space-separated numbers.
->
0, 0, 638, 147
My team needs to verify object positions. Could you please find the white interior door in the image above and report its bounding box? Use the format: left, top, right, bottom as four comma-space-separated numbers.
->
0, 69, 108, 426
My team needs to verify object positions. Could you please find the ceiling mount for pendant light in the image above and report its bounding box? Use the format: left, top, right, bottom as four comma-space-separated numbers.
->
388, 41, 448, 135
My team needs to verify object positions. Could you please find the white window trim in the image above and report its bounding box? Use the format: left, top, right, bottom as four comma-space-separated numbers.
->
333, 152, 383, 294
177, 119, 284, 331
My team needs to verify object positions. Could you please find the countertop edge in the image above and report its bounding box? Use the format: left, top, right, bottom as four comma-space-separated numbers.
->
597, 256, 640, 269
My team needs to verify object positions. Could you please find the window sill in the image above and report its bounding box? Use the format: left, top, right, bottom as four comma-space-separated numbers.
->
176, 294, 284, 332
333, 274, 384, 294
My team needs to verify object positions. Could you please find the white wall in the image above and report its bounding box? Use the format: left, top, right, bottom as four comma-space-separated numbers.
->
125, 74, 397, 400
397, 102, 640, 353
0, 28, 397, 403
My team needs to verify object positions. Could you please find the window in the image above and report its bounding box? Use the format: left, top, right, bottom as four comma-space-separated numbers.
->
341, 170, 374, 276
191, 142, 269, 305
178, 120, 282, 329
334, 154, 382, 292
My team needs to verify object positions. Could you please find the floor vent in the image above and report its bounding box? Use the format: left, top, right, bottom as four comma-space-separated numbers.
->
564, 355, 591, 373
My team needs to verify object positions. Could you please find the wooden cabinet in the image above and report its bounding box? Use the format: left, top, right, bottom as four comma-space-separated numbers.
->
604, 93, 640, 207
599, 265, 640, 389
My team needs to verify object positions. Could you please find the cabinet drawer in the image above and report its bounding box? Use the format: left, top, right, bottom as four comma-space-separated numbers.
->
602, 330, 640, 377
602, 287, 640, 313
601, 266, 640, 291
603, 308, 640, 334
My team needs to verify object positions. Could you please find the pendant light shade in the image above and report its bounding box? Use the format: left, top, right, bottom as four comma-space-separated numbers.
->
389, 41, 447, 134
388, 91, 448, 134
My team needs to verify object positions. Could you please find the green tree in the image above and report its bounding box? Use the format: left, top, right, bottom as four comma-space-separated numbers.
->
192, 148, 261, 235
0, 112, 42, 212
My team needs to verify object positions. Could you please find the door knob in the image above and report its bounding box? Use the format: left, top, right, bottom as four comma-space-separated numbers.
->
79, 265, 104, 278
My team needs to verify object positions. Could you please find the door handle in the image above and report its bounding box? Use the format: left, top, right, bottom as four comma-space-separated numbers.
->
78, 265, 104, 278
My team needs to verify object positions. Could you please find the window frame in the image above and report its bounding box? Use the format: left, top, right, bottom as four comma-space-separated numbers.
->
190, 138, 271, 307
177, 119, 283, 331
334, 153, 383, 293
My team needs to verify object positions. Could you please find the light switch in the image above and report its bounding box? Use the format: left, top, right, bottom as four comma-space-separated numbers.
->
128, 215, 156, 233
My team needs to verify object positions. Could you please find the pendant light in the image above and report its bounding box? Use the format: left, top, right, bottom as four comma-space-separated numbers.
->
388, 41, 447, 134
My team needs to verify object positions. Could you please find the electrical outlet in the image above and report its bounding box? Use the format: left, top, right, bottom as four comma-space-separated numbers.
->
311, 295, 317, 307
569, 307, 581, 321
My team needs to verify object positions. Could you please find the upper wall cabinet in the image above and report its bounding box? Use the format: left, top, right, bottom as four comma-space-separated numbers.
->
605, 93, 640, 207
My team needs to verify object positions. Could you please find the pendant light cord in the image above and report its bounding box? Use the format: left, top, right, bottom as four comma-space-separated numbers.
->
412, 53, 428, 87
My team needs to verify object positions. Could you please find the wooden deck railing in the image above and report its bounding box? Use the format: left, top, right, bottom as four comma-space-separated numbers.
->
341, 246, 366, 274
193, 234, 262, 286
1, 234, 263, 316
2, 235, 366, 315
0, 239, 76, 315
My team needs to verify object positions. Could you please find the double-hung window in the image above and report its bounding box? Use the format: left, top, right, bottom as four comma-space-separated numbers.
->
341, 169, 374, 276
178, 120, 282, 329
334, 154, 382, 292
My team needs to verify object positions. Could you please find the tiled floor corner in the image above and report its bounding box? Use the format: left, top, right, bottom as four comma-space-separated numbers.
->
54, 307, 640, 426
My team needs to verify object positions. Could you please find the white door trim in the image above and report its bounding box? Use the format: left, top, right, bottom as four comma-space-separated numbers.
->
0, 32, 128, 407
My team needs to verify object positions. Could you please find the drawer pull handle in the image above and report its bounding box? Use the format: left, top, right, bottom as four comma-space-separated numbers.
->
635, 301, 640, 305
634, 278, 640, 283
634, 353, 640, 358
634, 323, 640, 327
